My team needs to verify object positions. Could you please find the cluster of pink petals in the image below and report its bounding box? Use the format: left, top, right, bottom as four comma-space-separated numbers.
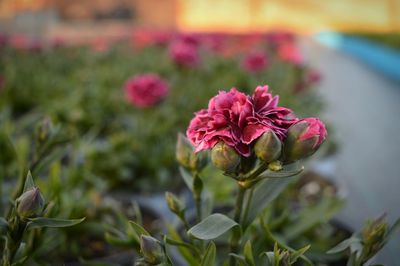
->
124, 74, 169, 108
241, 51, 269, 72
168, 41, 200, 68
187, 86, 298, 157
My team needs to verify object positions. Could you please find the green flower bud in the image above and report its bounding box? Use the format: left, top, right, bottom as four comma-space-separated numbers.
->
176, 133, 207, 171
211, 142, 240, 173
165, 192, 184, 215
140, 235, 163, 264
283, 118, 327, 163
254, 130, 282, 163
362, 215, 388, 256
16, 187, 45, 219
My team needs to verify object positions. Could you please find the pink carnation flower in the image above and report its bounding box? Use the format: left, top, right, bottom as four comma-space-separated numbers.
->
124, 74, 169, 108
186, 86, 298, 157
241, 51, 269, 72
169, 41, 200, 68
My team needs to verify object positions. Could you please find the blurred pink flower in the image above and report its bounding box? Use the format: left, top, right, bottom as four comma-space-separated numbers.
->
51, 37, 66, 49
178, 33, 201, 47
91, 38, 109, 53
266, 32, 295, 45
9, 35, 29, 50
277, 42, 303, 65
0, 33, 9, 48
29, 40, 43, 52
124, 74, 169, 108
169, 41, 200, 68
307, 69, 322, 84
241, 51, 269, 72
187, 86, 298, 157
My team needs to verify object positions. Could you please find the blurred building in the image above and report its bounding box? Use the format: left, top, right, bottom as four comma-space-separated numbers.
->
0, 0, 399, 35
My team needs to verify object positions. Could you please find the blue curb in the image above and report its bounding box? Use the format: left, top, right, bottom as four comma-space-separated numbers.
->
314, 32, 400, 83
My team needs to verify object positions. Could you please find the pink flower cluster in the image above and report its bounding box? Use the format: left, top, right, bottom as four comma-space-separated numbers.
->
168, 41, 200, 68
241, 51, 269, 72
277, 42, 303, 65
124, 74, 169, 108
187, 86, 299, 157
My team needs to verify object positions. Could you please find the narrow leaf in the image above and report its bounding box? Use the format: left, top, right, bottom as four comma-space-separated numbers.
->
201, 242, 216, 266
27, 217, 85, 230
228, 254, 249, 266
386, 217, 400, 241
243, 177, 292, 228
243, 240, 255, 266
179, 167, 194, 191
129, 221, 150, 237
327, 237, 356, 254
283, 195, 344, 241
291, 245, 311, 263
166, 224, 200, 266
260, 166, 304, 179
23, 171, 35, 192
188, 213, 239, 240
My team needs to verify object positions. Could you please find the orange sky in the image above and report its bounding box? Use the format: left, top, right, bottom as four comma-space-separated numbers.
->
176, 0, 400, 33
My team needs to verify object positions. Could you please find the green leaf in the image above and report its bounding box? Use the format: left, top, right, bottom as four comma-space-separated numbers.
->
260, 251, 275, 266
23, 171, 35, 192
201, 242, 216, 266
290, 245, 310, 264
188, 213, 239, 240
260, 219, 314, 266
179, 167, 194, 191
165, 236, 197, 251
129, 221, 150, 237
243, 240, 255, 266
260, 166, 304, 179
327, 237, 358, 254
104, 232, 138, 247
385, 217, 400, 242
228, 254, 249, 266
283, 195, 344, 241
243, 177, 292, 228
27, 217, 85, 230
166, 224, 200, 266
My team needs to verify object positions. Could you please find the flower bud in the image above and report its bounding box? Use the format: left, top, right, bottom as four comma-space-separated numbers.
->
16, 187, 45, 219
165, 192, 184, 215
362, 215, 388, 255
254, 130, 282, 163
283, 118, 327, 163
176, 133, 207, 171
211, 142, 240, 173
140, 235, 163, 264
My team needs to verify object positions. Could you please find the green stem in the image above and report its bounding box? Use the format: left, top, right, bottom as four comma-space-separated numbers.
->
2, 217, 27, 266
244, 162, 268, 181
192, 173, 203, 223
241, 188, 254, 230
228, 185, 246, 266
194, 195, 202, 223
